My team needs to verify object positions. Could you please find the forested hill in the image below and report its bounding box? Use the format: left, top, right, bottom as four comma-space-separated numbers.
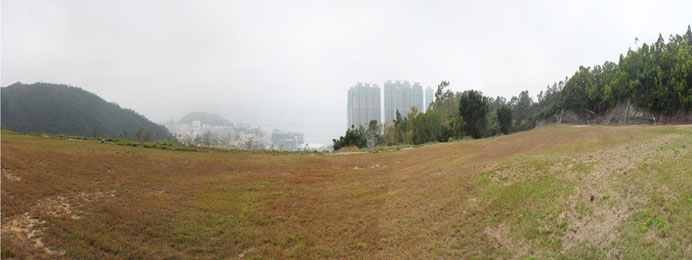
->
533, 25, 692, 120
1, 82, 171, 141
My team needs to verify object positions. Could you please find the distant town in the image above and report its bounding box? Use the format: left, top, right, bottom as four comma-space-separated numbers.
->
162, 112, 326, 151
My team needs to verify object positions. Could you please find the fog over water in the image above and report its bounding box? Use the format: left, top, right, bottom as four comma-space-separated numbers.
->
2, 0, 691, 144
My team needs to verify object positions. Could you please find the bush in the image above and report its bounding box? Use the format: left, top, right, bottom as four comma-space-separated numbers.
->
412, 110, 442, 144
332, 125, 367, 150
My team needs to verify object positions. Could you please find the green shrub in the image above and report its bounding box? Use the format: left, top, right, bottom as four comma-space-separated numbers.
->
645, 217, 654, 226
559, 221, 569, 230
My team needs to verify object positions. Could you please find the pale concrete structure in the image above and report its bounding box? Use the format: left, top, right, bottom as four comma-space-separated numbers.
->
347, 82, 381, 128
425, 86, 434, 112
384, 80, 424, 125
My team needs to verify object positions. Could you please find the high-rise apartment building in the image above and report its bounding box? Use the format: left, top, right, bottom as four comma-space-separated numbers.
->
347, 83, 381, 128
384, 80, 424, 125
412, 82, 424, 113
425, 86, 434, 112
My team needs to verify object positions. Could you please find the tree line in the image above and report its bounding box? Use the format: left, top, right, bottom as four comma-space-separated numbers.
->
333, 26, 692, 150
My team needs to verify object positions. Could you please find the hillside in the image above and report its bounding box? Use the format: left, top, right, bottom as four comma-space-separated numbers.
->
537, 98, 692, 127
1, 82, 170, 140
531, 26, 692, 125
2, 125, 692, 259
178, 112, 232, 126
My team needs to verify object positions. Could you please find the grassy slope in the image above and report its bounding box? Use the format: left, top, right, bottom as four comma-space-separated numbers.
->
2, 125, 691, 259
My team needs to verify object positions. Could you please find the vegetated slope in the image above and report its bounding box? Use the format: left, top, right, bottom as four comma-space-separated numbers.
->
532, 26, 692, 125
2, 125, 692, 259
177, 112, 232, 126
537, 98, 692, 126
1, 82, 170, 140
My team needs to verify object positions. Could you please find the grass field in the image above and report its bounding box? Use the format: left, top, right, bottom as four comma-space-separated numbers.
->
2, 125, 692, 259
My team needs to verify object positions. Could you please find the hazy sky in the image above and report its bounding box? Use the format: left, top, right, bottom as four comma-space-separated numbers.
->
2, 0, 691, 144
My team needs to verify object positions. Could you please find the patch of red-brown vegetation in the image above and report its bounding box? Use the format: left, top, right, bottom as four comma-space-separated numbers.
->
0, 125, 669, 259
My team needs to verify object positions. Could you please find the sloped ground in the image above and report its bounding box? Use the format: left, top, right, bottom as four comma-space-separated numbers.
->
2, 125, 691, 259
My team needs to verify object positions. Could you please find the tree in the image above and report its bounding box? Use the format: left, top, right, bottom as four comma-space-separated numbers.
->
444, 114, 464, 140
392, 108, 416, 144
432, 81, 454, 115
91, 125, 100, 138
381, 123, 399, 146
430, 81, 462, 140
458, 90, 489, 139
245, 137, 254, 149
485, 111, 500, 137
135, 127, 144, 142
144, 130, 152, 142
513, 90, 534, 131
332, 125, 367, 150
412, 110, 442, 144
365, 120, 381, 148
394, 109, 403, 128
399, 106, 418, 144
497, 106, 512, 134
392, 109, 405, 144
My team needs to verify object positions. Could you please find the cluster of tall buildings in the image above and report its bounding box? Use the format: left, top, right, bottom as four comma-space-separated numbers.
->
347, 81, 435, 128
347, 83, 381, 129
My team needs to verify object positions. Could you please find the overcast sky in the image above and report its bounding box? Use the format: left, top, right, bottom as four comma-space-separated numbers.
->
2, 0, 691, 144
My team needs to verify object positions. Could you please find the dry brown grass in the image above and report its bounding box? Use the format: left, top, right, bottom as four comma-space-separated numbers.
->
334, 145, 358, 152
2, 125, 691, 259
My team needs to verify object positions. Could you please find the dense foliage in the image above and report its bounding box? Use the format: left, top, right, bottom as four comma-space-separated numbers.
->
1, 82, 171, 141
559, 28, 692, 114
496, 106, 512, 135
332, 124, 368, 150
412, 110, 443, 144
333, 26, 692, 150
458, 90, 488, 139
